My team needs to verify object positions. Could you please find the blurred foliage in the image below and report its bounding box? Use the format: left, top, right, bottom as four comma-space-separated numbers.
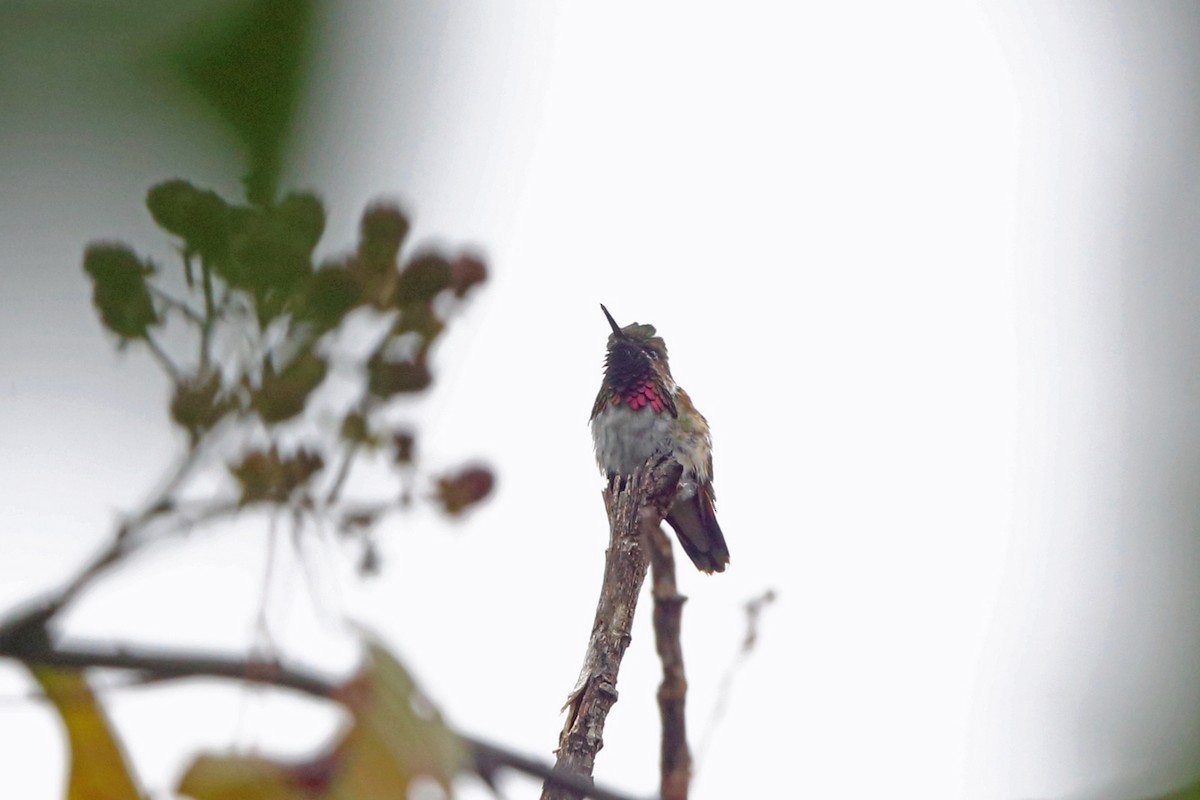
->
0, 0, 317, 205
30, 668, 141, 800
83, 176, 494, 538
166, 0, 317, 204
82, 244, 159, 339
26, 645, 468, 800
65, 178, 496, 799
230, 446, 324, 505
178, 645, 466, 800
1152, 781, 1200, 800
15, 3, 506, 796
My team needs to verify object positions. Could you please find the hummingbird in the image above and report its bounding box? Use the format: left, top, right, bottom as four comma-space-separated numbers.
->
590, 304, 730, 573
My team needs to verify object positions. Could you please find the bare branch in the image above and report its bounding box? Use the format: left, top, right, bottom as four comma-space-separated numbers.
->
471, 738, 658, 800
144, 332, 183, 383
646, 526, 690, 800
13, 640, 336, 698
0, 448, 232, 654
541, 457, 683, 800
2, 638, 656, 800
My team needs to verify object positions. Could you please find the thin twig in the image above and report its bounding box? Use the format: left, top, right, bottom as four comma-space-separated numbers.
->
199, 269, 223, 372
144, 333, 182, 383
646, 526, 691, 800
325, 441, 361, 505
201, 261, 215, 321
541, 457, 683, 800
693, 589, 777, 774
149, 285, 205, 327
122, 443, 210, 539
253, 512, 283, 654
0, 448, 221, 648
326, 397, 373, 506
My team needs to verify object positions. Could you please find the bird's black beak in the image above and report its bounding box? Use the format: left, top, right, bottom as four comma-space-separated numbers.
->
600, 303, 623, 336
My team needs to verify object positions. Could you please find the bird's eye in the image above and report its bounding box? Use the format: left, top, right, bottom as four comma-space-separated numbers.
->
646, 350, 657, 359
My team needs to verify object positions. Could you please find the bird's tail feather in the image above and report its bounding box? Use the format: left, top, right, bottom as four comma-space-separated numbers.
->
665, 487, 729, 574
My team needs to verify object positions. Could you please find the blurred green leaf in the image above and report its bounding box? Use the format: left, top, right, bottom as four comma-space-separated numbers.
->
146, 179, 234, 262
82, 243, 159, 339
1150, 780, 1200, 800
297, 264, 365, 331
165, 0, 317, 205
395, 253, 452, 306
357, 204, 410, 267
393, 301, 445, 343
253, 350, 327, 424
171, 371, 235, 440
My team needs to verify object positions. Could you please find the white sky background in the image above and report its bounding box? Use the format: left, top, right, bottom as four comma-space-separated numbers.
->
3, 2, 1200, 799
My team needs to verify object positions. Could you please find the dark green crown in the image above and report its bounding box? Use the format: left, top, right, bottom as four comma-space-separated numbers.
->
621, 322, 657, 340
600, 304, 669, 361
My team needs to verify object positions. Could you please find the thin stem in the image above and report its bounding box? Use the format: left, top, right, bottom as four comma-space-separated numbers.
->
182, 251, 196, 288
253, 512, 282, 656
144, 333, 182, 383
0, 448, 216, 645
693, 589, 776, 775
647, 526, 691, 800
149, 286, 205, 327
325, 442, 360, 505
326, 397, 373, 506
198, 265, 224, 372
153, 290, 199, 323
121, 444, 211, 540
201, 261, 216, 321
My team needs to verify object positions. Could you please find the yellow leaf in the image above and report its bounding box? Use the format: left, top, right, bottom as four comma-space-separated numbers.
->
29, 666, 140, 800
329, 642, 467, 798
178, 640, 466, 800
178, 754, 314, 800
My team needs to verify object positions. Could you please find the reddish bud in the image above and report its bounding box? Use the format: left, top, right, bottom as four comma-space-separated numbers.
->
435, 465, 495, 516
448, 254, 487, 297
